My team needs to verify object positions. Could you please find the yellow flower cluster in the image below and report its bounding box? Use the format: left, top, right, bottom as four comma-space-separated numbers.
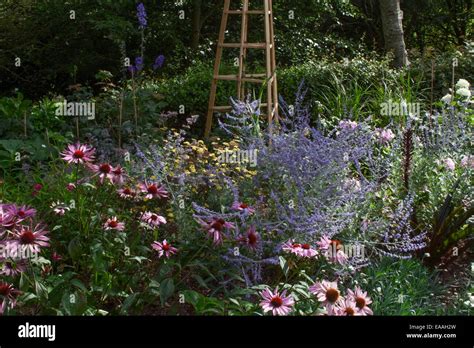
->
162, 132, 256, 188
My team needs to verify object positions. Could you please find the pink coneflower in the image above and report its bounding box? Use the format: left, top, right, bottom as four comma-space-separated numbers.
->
376, 128, 395, 145
238, 226, 259, 250
317, 236, 347, 264
0, 282, 20, 315
0, 241, 16, 259
103, 217, 125, 231
111, 165, 127, 186
61, 143, 96, 165
335, 298, 360, 316
460, 155, 474, 169
282, 239, 302, 256
282, 240, 317, 258
139, 181, 169, 200
66, 183, 76, 191
0, 259, 27, 276
331, 249, 348, 264
316, 235, 332, 251
118, 187, 137, 200
13, 224, 50, 254
231, 202, 255, 215
347, 286, 373, 316
0, 205, 14, 229
309, 280, 341, 315
6, 205, 36, 222
52, 252, 63, 262
140, 212, 167, 228
299, 243, 318, 258
327, 239, 348, 264
339, 120, 358, 131
151, 240, 178, 259
197, 218, 235, 245
50, 201, 70, 216
259, 287, 294, 316
90, 163, 114, 184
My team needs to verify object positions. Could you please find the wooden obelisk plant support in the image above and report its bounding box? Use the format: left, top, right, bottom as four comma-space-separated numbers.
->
204, 0, 279, 138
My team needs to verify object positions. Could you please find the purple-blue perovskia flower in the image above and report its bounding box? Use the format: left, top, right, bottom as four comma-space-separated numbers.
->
137, 3, 147, 29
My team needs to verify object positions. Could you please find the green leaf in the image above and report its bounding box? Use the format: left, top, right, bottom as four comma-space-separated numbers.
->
129, 256, 148, 264
279, 256, 289, 278
192, 274, 209, 289
34, 280, 48, 300
20, 293, 37, 303
120, 293, 139, 314
159, 278, 175, 305
71, 279, 87, 292
229, 298, 240, 307
68, 237, 82, 261
19, 272, 31, 292
159, 263, 172, 277
61, 292, 87, 315
182, 290, 201, 307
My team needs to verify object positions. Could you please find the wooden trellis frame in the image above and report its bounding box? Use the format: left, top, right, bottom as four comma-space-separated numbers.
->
204, 0, 279, 138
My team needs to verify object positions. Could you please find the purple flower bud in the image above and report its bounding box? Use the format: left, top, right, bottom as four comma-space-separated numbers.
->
135, 56, 144, 71
153, 55, 165, 70
128, 57, 144, 75
137, 3, 147, 29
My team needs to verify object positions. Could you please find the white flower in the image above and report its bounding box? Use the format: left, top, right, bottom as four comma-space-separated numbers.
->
441, 94, 452, 104
456, 88, 471, 99
455, 79, 470, 90
343, 178, 361, 192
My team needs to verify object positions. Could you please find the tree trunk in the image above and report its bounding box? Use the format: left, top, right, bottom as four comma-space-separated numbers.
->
379, 0, 409, 68
191, 0, 202, 50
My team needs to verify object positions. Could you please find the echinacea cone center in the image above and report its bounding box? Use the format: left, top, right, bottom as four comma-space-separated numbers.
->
248, 232, 257, 245
73, 150, 84, 159
20, 231, 36, 244
270, 296, 283, 308
211, 219, 225, 231
148, 185, 158, 194
355, 297, 366, 309
0, 284, 11, 296
326, 288, 339, 303
99, 164, 111, 173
